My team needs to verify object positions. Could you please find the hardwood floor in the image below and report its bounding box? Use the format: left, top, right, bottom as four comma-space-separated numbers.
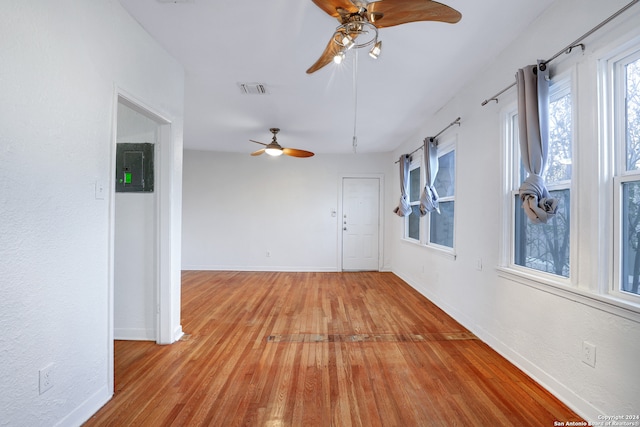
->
85, 271, 584, 426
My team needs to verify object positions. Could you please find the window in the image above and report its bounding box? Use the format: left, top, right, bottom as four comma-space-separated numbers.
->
497, 27, 640, 317
429, 148, 455, 248
508, 76, 573, 278
402, 142, 456, 252
406, 161, 421, 241
612, 47, 640, 298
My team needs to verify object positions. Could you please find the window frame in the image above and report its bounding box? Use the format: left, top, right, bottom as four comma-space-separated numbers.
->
404, 157, 422, 243
501, 70, 577, 287
608, 42, 640, 303
426, 138, 456, 253
401, 137, 457, 258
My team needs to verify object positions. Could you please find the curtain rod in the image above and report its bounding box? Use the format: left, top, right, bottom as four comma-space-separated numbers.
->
395, 117, 461, 163
480, 0, 639, 106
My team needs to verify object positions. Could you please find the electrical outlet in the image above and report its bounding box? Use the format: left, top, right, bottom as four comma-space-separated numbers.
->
39, 363, 54, 394
582, 341, 596, 368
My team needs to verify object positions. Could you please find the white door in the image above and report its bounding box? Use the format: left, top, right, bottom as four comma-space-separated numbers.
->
342, 178, 380, 271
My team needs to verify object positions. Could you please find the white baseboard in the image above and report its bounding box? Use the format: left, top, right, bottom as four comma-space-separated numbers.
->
393, 269, 601, 423
181, 265, 339, 272
173, 325, 184, 343
114, 327, 155, 341
55, 384, 111, 427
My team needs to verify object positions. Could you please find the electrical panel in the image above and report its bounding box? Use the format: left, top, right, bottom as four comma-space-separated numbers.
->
115, 143, 154, 193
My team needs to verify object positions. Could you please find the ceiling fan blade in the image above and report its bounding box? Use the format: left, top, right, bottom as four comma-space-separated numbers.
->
250, 148, 266, 156
312, 0, 358, 19
368, 0, 461, 28
283, 148, 315, 158
250, 139, 268, 146
306, 33, 344, 74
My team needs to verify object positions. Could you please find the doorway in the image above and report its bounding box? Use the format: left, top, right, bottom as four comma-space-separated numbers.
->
107, 92, 182, 397
341, 177, 381, 271
114, 99, 160, 341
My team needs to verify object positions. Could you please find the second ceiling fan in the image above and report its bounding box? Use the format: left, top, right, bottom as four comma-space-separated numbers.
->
250, 128, 315, 158
307, 0, 462, 74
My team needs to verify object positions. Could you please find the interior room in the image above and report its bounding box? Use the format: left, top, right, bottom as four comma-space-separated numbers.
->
1, 0, 639, 425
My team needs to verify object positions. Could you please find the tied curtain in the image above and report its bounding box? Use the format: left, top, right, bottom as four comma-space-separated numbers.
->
393, 154, 412, 217
516, 60, 558, 224
420, 137, 440, 215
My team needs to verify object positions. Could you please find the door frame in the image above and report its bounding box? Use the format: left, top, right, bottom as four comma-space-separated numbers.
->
108, 87, 181, 395
338, 174, 385, 272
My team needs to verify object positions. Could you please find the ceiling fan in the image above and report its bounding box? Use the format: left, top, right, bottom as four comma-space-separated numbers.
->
307, 0, 462, 74
250, 128, 315, 158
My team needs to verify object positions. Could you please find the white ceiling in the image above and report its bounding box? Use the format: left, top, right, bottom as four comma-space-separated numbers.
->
119, 0, 557, 154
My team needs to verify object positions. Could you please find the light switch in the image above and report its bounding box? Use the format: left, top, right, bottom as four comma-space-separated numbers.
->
95, 180, 105, 200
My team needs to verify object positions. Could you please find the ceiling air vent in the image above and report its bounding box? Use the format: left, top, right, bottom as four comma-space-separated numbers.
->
238, 83, 269, 95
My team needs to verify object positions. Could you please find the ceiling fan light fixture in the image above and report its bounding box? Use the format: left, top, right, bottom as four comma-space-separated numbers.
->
341, 34, 355, 50
333, 50, 346, 64
250, 128, 314, 158
369, 40, 382, 59
306, 0, 461, 75
265, 147, 283, 156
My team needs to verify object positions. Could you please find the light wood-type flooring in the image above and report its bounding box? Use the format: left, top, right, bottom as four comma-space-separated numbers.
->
85, 271, 584, 426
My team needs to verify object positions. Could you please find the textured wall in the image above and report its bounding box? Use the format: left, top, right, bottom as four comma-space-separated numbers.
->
0, 1, 183, 425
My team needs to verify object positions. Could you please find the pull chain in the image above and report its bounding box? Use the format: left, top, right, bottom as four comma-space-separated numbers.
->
352, 50, 358, 153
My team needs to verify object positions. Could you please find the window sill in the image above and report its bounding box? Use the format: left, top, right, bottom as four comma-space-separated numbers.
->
401, 238, 457, 261
497, 266, 640, 324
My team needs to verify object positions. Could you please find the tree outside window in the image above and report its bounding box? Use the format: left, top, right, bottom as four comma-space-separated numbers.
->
513, 79, 572, 277
619, 56, 640, 296
430, 150, 455, 248
406, 163, 421, 241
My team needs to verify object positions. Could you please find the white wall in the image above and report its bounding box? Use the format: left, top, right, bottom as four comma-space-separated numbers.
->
114, 103, 158, 341
181, 151, 394, 271
390, 0, 640, 421
0, 1, 184, 425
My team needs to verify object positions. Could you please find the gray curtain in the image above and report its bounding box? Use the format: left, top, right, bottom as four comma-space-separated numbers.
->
393, 154, 411, 217
516, 60, 558, 224
420, 137, 440, 215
